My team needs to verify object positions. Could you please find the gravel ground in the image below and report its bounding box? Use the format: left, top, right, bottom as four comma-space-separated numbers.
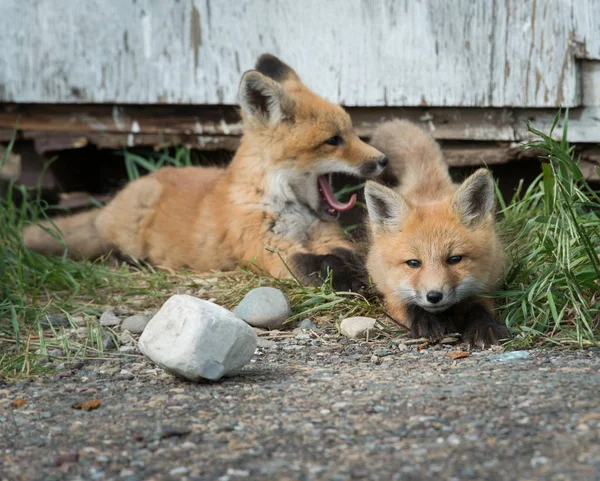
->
2, 328, 600, 481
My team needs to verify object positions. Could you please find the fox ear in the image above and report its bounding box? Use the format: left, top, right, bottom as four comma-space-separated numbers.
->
238, 71, 295, 124
452, 169, 495, 228
364, 181, 409, 231
255, 54, 301, 83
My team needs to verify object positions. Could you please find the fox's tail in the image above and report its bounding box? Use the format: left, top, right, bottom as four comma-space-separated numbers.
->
22, 209, 111, 259
369, 119, 453, 199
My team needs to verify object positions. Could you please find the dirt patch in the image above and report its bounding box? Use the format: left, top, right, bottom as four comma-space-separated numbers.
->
2, 328, 599, 481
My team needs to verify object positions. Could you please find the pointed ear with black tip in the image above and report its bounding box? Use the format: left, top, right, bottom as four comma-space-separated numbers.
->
452, 169, 496, 228
364, 181, 410, 232
238, 71, 295, 124
255, 53, 301, 83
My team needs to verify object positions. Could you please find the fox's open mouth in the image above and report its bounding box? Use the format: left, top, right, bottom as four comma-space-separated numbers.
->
317, 174, 357, 217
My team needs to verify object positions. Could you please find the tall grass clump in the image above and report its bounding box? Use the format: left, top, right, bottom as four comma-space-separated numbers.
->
0, 133, 125, 376
497, 111, 600, 348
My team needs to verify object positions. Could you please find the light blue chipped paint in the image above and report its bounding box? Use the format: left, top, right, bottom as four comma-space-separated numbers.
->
488, 350, 530, 362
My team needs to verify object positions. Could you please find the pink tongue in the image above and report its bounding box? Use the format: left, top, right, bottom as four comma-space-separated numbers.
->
317, 175, 357, 212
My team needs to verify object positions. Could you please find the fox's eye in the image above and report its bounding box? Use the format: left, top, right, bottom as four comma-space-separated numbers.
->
324, 135, 343, 146
406, 259, 421, 269
447, 255, 463, 265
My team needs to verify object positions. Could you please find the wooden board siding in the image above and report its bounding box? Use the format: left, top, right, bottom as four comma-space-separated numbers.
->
1, 0, 599, 107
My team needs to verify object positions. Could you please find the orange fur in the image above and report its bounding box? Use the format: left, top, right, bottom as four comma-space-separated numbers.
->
23, 55, 387, 290
365, 120, 506, 346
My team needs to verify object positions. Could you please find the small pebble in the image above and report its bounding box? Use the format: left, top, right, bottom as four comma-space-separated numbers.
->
234, 287, 291, 328
374, 347, 392, 357
340, 317, 377, 339
299, 319, 317, 330
103, 336, 118, 351
40, 315, 71, 329
120, 330, 136, 346
121, 315, 150, 334
370, 355, 381, 364
100, 311, 120, 327
169, 467, 189, 476
48, 349, 64, 358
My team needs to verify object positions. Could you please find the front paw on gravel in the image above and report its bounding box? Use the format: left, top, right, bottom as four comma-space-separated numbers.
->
459, 306, 509, 349
462, 319, 510, 348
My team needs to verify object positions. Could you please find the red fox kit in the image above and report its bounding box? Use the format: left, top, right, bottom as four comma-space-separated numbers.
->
364, 120, 507, 347
23, 54, 388, 291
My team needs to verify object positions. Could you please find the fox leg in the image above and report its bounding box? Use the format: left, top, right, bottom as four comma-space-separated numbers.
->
385, 299, 457, 339
290, 248, 367, 292
290, 223, 367, 292
456, 297, 510, 348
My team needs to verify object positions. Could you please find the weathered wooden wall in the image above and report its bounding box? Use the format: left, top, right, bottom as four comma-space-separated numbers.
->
1, 0, 599, 107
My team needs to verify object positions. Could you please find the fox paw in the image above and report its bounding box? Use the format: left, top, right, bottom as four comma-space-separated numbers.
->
291, 249, 367, 292
460, 304, 510, 348
407, 305, 456, 339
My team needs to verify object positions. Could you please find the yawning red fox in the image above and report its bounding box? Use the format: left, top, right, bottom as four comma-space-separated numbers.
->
23, 54, 388, 291
364, 120, 507, 347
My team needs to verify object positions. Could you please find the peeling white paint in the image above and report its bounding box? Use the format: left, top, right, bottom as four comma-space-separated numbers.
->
112, 106, 125, 130
219, 119, 231, 135
0, 0, 598, 107
141, 11, 152, 60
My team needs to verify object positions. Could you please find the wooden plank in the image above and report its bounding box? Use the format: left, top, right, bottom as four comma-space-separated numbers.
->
3, 104, 600, 143
0, 104, 242, 135
0, 0, 594, 107
573, 0, 600, 60
26, 132, 240, 153
492, 0, 579, 107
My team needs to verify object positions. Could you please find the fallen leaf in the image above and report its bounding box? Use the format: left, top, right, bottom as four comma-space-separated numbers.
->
10, 398, 26, 407
446, 351, 470, 360
416, 341, 430, 351
72, 399, 102, 411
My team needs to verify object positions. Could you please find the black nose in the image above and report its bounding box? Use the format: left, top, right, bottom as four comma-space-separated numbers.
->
378, 156, 389, 167
426, 291, 444, 304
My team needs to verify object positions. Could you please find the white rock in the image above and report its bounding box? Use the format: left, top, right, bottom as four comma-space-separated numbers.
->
234, 287, 291, 328
99, 311, 120, 327
138, 295, 257, 381
340, 316, 377, 339
121, 315, 150, 334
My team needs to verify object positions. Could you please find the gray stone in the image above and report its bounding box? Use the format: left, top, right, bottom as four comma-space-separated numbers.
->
138, 295, 257, 381
40, 315, 70, 328
121, 315, 150, 334
374, 347, 393, 357
169, 467, 189, 476
340, 316, 377, 339
234, 287, 291, 328
299, 318, 318, 330
103, 336, 118, 350
100, 311, 120, 327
